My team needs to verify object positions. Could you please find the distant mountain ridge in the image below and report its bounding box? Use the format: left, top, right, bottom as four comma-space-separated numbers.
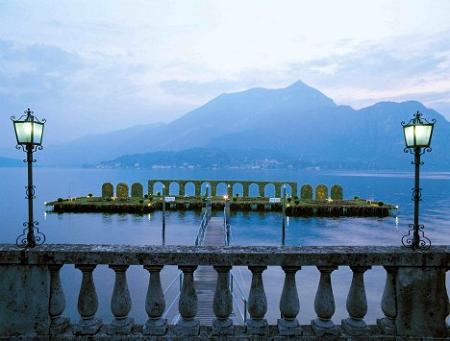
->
37, 81, 450, 170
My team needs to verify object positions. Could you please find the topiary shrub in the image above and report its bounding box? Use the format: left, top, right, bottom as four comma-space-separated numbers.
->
287, 197, 292, 203
116, 183, 129, 200
139, 199, 144, 204
330, 185, 343, 200
378, 201, 384, 206
354, 196, 359, 200
294, 199, 300, 205
131, 183, 143, 198
87, 193, 93, 198
57, 198, 63, 202
232, 197, 237, 202
102, 183, 114, 198
315, 184, 328, 201
301, 185, 313, 200
144, 194, 148, 199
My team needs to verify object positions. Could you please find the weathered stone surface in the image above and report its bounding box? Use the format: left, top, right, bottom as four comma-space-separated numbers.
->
0, 244, 448, 267
0, 265, 50, 336
0, 244, 449, 340
395, 267, 448, 338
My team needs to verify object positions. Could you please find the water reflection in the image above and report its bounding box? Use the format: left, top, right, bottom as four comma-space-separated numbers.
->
0, 168, 449, 325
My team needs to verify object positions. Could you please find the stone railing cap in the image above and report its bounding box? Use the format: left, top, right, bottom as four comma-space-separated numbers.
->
0, 244, 448, 267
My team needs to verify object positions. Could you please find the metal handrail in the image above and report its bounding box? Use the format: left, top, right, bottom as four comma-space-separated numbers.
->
224, 205, 231, 246
230, 272, 248, 323
194, 208, 210, 247
162, 271, 183, 320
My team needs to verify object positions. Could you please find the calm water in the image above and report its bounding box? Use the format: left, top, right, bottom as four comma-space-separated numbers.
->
0, 167, 449, 325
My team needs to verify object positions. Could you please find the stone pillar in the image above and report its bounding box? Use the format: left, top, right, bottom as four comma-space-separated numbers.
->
377, 266, 397, 335
212, 266, 233, 335
108, 265, 133, 335
194, 182, 201, 197
278, 266, 302, 336
143, 265, 167, 335
211, 181, 217, 197
74, 264, 102, 335
177, 265, 199, 336
275, 183, 282, 198
243, 182, 250, 197
258, 183, 265, 197
0, 265, 50, 336
247, 266, 268, 335
395, 266, 448, 338
291, 183, 298, 197
179, 181, 186, 197
311, 266, 338, 335
341, 266, 371, 336
49, 264, 70, 335
148, 181, 154, 196
162, 181, 170, 196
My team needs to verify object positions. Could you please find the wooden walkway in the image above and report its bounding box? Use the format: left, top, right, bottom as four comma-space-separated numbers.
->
194, 217, 238, 325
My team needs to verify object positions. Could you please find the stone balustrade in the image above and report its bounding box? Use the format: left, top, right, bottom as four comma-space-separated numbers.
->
0, 244, 448, 340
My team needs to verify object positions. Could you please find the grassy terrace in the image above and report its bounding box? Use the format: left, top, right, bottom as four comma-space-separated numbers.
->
47, 196, 396, 217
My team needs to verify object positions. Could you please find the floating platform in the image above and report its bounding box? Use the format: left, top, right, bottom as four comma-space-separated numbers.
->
47, 196, 396, 217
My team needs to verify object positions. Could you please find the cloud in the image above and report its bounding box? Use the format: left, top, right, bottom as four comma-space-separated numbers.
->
0, 0, 450, 150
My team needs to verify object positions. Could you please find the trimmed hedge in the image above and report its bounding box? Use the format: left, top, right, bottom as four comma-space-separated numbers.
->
131, 183, 143, 198
331, 185, 343, 200
315, 184, 328, 201
300, 184, 313, 200
116, 183, 129, 199
102, 183, 114, 198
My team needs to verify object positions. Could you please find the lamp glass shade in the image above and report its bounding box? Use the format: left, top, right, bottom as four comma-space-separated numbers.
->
13, 120, 44, 145
403, 122, 433, 148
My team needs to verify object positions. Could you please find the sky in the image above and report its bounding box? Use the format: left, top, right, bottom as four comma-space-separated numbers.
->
1, 0, 450, 146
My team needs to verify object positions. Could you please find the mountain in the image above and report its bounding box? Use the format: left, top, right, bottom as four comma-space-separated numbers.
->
42, 80, 450, 170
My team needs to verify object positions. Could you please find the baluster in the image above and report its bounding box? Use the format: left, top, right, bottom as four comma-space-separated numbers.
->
108, 265, 134, 335
143, 265, 167, 335
247, 266, 268, 335
311, 266, 338, 335
48, 264, 70, 335
73, 264, 102, 335
341, 266, 371, 336
176, 265, 199, 336
278, 266, 302, 336
212, 266, 233, 335
377, 266, 397, 334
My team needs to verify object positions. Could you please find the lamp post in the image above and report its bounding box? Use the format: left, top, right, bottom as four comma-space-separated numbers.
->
224, 193, 231, 245
401, 111, 435, 250
162, 184, 166, 245
281, 185, 287, 246
206, 184, 211, 216
11, 108, 46, 248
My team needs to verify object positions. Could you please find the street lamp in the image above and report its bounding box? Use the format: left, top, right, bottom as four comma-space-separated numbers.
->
401, 111, 435, 249
11, 108, 46, 248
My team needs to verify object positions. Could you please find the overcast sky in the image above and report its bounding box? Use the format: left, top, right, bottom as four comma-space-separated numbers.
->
1, 0, 450, 145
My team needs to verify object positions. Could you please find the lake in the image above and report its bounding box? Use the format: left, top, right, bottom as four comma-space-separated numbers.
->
0, 167, 449, 325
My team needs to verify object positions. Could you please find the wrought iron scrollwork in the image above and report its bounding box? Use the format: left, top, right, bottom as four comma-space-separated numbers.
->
401, 224, 431, 249
411, 186, 421, 202
25, 185, 36, 199
16, 221, 46, 248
